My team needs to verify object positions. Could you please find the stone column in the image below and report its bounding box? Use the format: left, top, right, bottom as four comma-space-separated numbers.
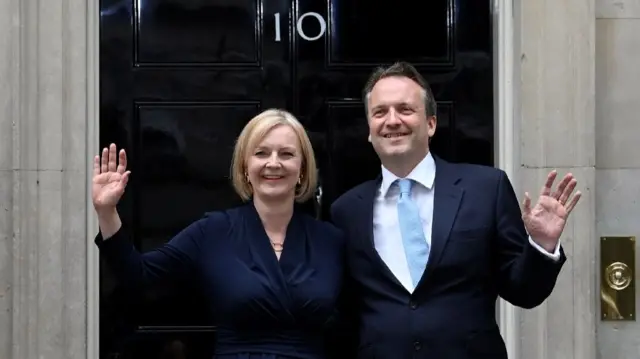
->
0, 0, 92, 358
595, 0, 640, 357
515, 0, 597, 358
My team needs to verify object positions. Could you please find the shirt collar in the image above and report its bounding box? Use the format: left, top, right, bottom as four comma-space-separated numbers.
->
380, 152, 436, 197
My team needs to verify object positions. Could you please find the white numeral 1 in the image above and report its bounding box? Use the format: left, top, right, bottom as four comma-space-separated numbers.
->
274, 12, 282, 42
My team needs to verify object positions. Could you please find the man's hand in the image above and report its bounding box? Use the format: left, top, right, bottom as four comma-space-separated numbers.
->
521, 170, 581, 252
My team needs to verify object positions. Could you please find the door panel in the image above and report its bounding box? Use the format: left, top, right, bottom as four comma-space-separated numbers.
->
99, 0, 493, 357
135, 2, 260, 65
321, 0, 452, 66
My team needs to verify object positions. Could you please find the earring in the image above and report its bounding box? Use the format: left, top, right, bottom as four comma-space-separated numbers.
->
245, 172, 250, 183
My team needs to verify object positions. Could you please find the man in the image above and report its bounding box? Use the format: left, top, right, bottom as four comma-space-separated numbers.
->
329, 62, 581, 358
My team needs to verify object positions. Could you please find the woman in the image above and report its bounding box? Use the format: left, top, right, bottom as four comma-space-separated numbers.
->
93, 109, 345, 359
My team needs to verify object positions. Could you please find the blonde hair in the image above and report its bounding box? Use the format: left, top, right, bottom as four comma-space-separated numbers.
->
231, 109, 318, 202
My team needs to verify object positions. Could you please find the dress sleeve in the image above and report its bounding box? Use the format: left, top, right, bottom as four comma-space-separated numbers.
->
95, 216, 209, 288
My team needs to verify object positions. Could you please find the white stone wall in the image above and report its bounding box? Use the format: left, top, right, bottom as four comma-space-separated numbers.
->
0, 0, 92, 358
596, 0, 640, 358
515, 0, 597, 358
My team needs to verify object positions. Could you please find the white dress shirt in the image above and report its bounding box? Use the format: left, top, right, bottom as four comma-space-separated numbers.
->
372, 152, 561, 293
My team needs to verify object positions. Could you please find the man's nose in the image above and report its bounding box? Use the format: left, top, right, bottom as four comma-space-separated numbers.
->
385, 109, 401, 125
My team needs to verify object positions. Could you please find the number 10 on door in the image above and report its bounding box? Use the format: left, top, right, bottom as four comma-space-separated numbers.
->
273, 12, 327, 42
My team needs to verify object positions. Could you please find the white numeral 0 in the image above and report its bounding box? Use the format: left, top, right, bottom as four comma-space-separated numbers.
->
274, 12, 327, 42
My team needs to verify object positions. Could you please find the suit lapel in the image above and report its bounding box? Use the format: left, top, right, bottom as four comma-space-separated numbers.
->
420, 157, 464, 286
357, 177, 406, 290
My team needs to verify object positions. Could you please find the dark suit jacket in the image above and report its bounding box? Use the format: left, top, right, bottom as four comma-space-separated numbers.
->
329, 155, 566, 359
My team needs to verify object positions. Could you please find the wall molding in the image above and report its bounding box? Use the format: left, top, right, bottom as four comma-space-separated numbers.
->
494, 0, 519, 357
86, 0, 100, 357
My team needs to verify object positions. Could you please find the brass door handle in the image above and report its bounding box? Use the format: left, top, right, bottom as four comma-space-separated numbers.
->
605, 262, 632, 291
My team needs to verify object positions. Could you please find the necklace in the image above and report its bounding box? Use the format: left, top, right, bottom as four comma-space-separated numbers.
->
270, 240, 284, 252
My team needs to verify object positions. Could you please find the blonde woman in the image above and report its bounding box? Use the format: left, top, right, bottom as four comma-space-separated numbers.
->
93, 109, 345, 359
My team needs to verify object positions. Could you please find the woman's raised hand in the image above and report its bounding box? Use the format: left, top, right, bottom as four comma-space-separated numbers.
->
92, 143, 131, 212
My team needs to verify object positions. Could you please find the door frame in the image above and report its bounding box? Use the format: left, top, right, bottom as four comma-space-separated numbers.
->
86, 0, 100, 357
492, 0, 519, 357
85, 0, 519, 357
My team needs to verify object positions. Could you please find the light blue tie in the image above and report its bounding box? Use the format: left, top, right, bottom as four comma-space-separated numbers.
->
397, 179, 430, 288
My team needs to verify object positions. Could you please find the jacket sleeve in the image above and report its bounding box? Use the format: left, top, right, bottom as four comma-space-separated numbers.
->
493, 170, 566, 309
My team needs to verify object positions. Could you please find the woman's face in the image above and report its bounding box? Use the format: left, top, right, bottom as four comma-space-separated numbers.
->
246, 124, 303, 202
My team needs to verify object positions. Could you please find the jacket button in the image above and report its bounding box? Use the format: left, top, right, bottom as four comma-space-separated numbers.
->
409, 301, 417, 309
414, 341, 422, 350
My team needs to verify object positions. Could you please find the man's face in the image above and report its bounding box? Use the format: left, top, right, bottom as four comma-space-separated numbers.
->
367, 76, 436, 161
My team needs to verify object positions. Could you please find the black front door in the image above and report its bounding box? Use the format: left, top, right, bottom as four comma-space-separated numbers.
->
99, 0, 493, 357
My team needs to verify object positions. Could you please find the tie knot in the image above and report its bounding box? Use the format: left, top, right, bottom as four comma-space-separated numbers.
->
397, 179, 413, 195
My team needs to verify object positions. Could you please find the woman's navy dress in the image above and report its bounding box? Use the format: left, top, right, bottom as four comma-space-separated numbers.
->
95, 203, 345, 359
